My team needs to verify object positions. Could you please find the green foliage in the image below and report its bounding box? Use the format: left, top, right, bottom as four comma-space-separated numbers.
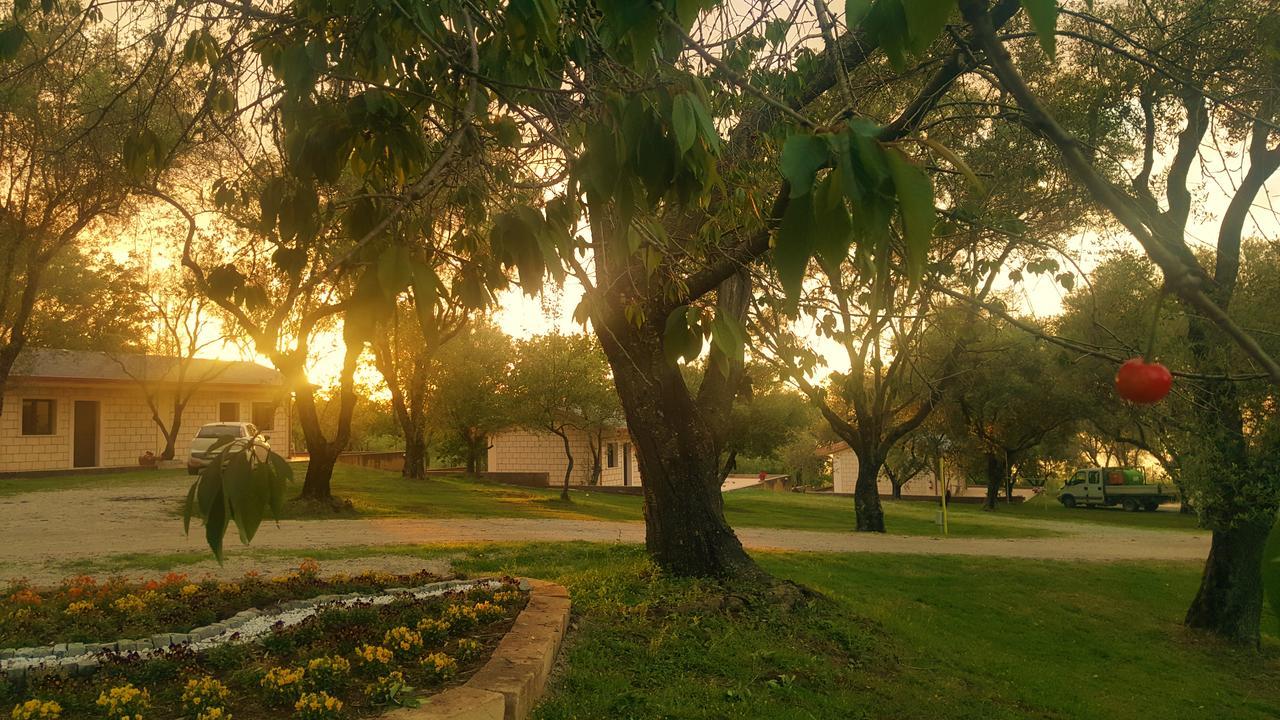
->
183, 438, 292, 560
774, 123, 936, 308
1020, 0, 1060, 59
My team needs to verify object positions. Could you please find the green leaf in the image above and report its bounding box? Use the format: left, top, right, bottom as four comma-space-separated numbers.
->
812, 173, 853, 275
919, 137, 985, 194
183, 481, 199, 535
377, 244, 413, 299
764, 19, 790, 46
687, 92, 721, 154
710, 312, 748, 360
774, 192, 816, 308
780, 134, 829, 198
663, 305, 701, 364
205, 488, 229, 562
672, 93, 700, 154
902, 0, 953, 53
221, 450, 265, 545
0, 23, 27, 60
195, 456, 224, 519
864, 0, 908, 69
1020, 0, 1058, 59
846, 0, 871, 27
266, 452, 292, 521
885, 148, 935, 288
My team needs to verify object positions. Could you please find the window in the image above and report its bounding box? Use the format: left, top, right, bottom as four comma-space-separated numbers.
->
251, 402, 276, 431
21, 399, 55, 435
1087, 470, 1101, 484
219, 402, 240, 422
197, 425, 242, 439
606, 443, 617, 468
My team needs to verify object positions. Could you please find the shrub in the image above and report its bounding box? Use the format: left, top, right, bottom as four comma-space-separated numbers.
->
95, 683, 150, 720
364, 671, 413, 706
293, 691, 342, 720
420, 652, 458, 683
196, 709, 231, 720
10, 699, 61, 720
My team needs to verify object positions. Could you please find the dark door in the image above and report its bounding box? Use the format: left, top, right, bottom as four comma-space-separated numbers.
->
73, 400, 99, 468
622, 443, 632, 486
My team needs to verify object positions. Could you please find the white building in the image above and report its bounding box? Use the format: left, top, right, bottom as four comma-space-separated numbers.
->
486, 427, 642, 487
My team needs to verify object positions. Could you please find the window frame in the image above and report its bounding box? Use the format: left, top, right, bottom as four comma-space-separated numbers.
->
251, 401, 276, 431
21, 398, 56, 436
606, 443, 617, 468
218, 402, 240, 422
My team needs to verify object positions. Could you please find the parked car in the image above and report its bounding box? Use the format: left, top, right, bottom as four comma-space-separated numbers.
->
1057, 466, 1175, 512
187, 422, 270, 475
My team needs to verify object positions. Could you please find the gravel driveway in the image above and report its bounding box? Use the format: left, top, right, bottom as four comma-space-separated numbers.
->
0, 476, 1211, 584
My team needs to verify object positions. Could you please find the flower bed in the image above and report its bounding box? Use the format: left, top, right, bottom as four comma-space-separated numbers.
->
1, 575, 528, 718
1, 563, 447, 648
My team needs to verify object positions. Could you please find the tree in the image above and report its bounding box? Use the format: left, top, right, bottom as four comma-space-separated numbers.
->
943, 321, 1081, 509
510, 332, 619, 499
0, 1, 190, 408
427, 324, 513, 474
107, 271, 234, 460
720, 365, 815, 482
371, 279, 467, 480
956, 0, 1280, 644
22, 248, 150, 352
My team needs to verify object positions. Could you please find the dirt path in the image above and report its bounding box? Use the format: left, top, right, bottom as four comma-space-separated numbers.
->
0, 477, 1211, 584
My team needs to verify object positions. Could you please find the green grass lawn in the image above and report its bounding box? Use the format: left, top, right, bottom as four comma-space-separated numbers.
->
65, 542, 1275, 720
274, 463, 1054, 538
0, 467, 188, 497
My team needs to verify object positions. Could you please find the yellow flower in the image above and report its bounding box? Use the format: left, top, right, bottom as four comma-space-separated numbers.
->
10, 699, 62, 720
95, 684, 150, 720
454, 638, 482, 661
181, 677, 230, 713
294, 692, 342, 720
196, 709, 231, 720
353, 644, 393, 666
110, 594, 147, 613
64, 600, 96, 615
261, 666, 306, 703
180, 584, 201, 597
382, 627, 423, 656
415, 618, 451, 643
421, 652, 458, 682
216, 582, 242, 594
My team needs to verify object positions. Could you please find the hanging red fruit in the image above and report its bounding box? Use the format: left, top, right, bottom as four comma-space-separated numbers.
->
1115, 357, 1173, 404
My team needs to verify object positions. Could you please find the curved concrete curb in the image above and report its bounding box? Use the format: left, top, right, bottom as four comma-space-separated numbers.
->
387, 578, 571, 720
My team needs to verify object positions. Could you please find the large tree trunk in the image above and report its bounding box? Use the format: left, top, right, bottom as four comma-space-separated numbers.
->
596, 313, 758, 578
983, 453, 1004, 511
158, 398, 187, 461
302, 447, 338, 501
403, 429, 428, 480
1184, 516, 1273, 646
853, 458, 886, 532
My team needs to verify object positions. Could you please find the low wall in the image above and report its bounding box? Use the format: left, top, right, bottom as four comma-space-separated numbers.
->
335, 451, 405, 472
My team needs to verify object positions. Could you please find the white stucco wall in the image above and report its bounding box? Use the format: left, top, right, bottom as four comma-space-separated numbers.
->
488, 427, 642, 486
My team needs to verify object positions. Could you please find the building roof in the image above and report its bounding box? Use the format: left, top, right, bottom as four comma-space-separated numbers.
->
9, 349, 283, 387
816, 441, 850, 456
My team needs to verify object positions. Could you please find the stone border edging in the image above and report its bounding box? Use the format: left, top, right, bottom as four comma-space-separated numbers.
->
387, 578, 571, 720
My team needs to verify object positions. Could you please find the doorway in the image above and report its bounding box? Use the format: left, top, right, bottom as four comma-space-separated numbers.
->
622, 443, 632, 486
73, 400, 99, 468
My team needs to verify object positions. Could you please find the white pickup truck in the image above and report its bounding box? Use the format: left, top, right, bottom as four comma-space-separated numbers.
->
1057, 467, 1176, 512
